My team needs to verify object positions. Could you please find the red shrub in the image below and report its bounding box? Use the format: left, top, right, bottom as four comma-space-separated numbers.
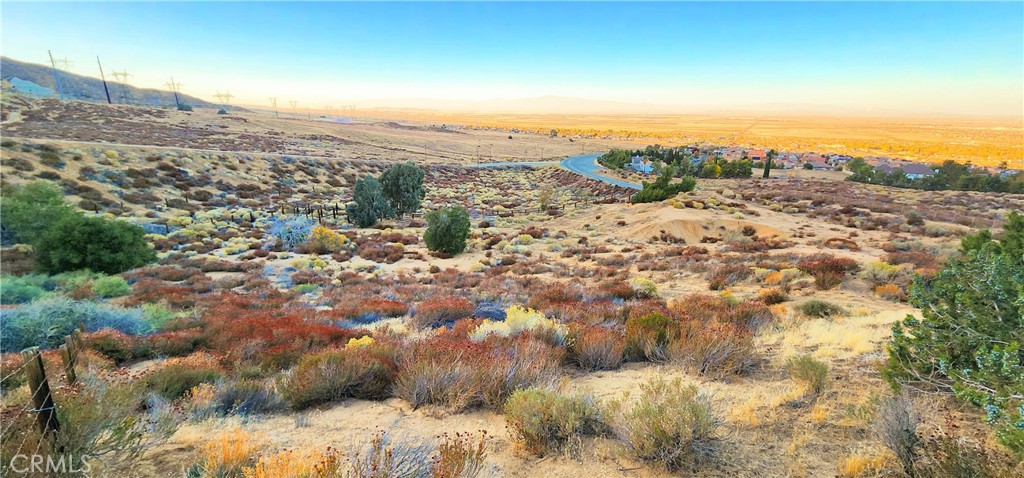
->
147, 329, 202, 357
797, 253, 860, 290
332, 297, 410, 321
567, 325, 625, 371
413, 296, 475, 329
125, 277, 198, 309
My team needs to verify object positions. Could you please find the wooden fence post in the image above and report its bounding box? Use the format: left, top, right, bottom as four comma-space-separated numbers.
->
22, 348, 60, 437
59, 343, 76, 386
72, 329, 87, 368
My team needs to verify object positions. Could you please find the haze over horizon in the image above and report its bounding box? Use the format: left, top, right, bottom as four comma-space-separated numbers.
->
2, 2, 1022, 117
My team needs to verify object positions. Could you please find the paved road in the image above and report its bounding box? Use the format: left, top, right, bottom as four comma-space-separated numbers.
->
560, 153, 642, 190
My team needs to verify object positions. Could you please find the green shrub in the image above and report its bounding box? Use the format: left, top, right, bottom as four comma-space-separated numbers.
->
281, 346, 397, 409
503, 388, 604, 456
625, 312, 677, 362
785, 355, 829, 400
192, 378, 284, 417
424, 206, 471, 255
146, 363, 222, 400
51, 378, 178, 473
0, 181, 75, 244
0, 274, 48, 304
631, 166, 696, 204
884, 215, 1023, 455
141, 303, 180, 331
93, 275, 132, 298
379, 161, 425, 216
35, 214, 156, 274
607, 377, 720, 471
346, 176, 395, 227
797, 300, 845, 318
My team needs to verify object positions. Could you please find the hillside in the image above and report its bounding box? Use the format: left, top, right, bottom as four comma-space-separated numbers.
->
0, 56, 235, 110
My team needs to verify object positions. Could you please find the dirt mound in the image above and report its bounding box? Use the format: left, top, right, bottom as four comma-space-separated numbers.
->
621, 207, 786, 244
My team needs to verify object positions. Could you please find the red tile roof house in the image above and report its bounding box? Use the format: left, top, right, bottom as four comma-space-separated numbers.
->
746, 149, 767, 161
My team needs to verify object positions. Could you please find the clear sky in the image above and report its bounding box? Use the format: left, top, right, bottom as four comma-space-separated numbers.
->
2, 1, 1022, 116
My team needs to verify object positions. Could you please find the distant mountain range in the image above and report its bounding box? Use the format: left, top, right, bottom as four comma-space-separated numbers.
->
0, 57, 238, 110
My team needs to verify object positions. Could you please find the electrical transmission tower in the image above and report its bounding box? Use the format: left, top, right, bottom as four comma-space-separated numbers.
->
111, 70, 131, 104
215, 91, 234, 106
47, 50, 66, 101
268, 97, 279, 117
289, 100, 298, 111
165, 77, 183, 108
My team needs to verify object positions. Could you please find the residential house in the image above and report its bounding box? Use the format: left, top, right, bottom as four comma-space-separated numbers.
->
808, 161, 832, 171
746, 149, 766, 162
899, 163, 935, 179
630, 155, 654, 174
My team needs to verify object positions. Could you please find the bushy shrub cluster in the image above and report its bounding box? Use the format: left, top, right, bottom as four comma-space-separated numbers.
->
606, 377, 720, 471
36, 213, 156, 274
797, 253, 860, 290
424, 206, 471, 255
395, 337, 562, 411
413, 296, 475, 328
0, 296, 150, 352
268, 215, 315, 251
504, 388, 604, 456
281, 342, 398, 409
631, 166, 697, 204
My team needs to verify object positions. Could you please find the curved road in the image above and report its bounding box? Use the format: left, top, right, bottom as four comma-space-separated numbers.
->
471, 153, 641, 190
559, 153, 642, 190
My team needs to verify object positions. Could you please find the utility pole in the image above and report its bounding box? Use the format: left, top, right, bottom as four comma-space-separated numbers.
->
165, 77, 183, 109
47, 50, 66, 101
111, 70, 131, 104
96, 56, 112, 104
268, 97, 279, 117
289, 100, 297, 115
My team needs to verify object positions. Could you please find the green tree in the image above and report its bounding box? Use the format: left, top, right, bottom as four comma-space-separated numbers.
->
597, 149, 631, 170
803, 162, 814, 170
379, 161, 425, 216
631, 166, 697, 203
35, 215, 156, 274
883, 212, 1024, 455
763, 149, 776, 179
424, 206, 470, 255
346, 177, 394, 228
0, 181, 75, 244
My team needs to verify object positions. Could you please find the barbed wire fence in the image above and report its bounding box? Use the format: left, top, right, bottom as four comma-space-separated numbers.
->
1, 325, 88, 469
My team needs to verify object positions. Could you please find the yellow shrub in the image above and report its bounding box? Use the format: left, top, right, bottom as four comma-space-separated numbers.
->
763, 271, 783, 286
307, 225, 348, 252
344, 336, 375, 350
838, 453, 889, 477
874, 284, 903, 301
629, 277, 658, 298
198, 427, 267, 476
242, 449, 339, 478
470, 306, 567, 342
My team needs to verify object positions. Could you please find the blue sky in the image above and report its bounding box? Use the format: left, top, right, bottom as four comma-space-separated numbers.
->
2, 2, 1022, 115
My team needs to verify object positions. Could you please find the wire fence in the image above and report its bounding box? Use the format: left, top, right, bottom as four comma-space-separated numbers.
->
1, 325, 88, 467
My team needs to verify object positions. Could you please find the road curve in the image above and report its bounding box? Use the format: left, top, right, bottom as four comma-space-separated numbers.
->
560, 153, 642, 190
